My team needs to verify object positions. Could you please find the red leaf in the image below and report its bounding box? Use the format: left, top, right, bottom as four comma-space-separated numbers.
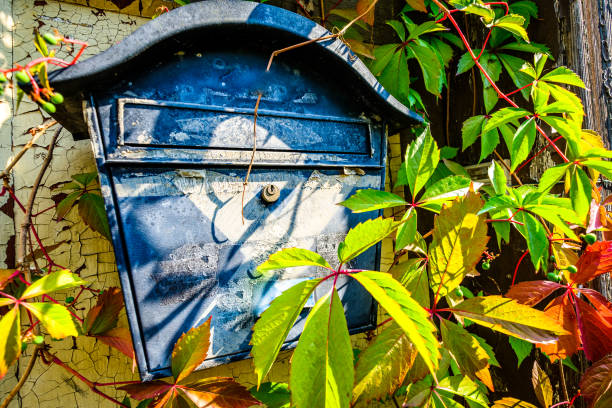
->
505, 281, 563, 306
95, 327, 135, 360
84, 287, 124, 335
581, 289, 612, 325
580, 354, 612, 406
180, 377, 262, 408
120, 380, 173, 400
537, 295, 580, 362
573, 241, 612, 284
576, 297, 612, 362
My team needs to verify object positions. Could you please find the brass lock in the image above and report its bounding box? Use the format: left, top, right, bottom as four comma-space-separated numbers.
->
261, 184, 280, 204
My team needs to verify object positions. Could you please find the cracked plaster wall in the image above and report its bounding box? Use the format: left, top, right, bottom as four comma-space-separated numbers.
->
0, 1, 402, 406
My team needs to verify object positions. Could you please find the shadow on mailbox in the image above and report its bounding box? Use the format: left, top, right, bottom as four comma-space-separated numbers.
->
46, 0, 422, 380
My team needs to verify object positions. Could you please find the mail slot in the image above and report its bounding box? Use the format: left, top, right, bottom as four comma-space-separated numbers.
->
46, 0, 421, 380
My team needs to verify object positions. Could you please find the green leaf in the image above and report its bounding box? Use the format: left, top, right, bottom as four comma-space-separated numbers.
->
23, 302, 79, 339
527, 205, 579, 240
474, 333, 500, 367
437, 375, 490, 408
352, 322, 416, 404
408, 21, 447, 40
350, 271, 439, 376
457, 52, 475, 75
440, 319, 494, 392
462, 115, 486, 151
488, 161, 507, 195
429, 191, 489, 297
570, 166, 592, 222
492, 14, 529, 42
480, 127, 499, 161
249, 382, 290, 408
404, 377, 433, 407
55, 190, 81, 221
483, 86, 499, 114
386, 20, 407, 41
541, 66, 586, 88
408, 41, 443, 96
78, 193, 111, 240
391, 258, 429, 307
338, 217, 401, 263
21, 269, 87, 300
251, 278, 320, 386
370, 44, 400, 76
398, 127, 440, 199
538, 163, 571, 193
498, 53, 533, 100
440, 146, 459, 160
257, 248, 331, 273
0, 307, 20, 379
420, 175, 472, 202
531, 85, 550, 113
514, 212, 548, 271
171, 317, 211, 383
479, 53, 502, 88
508, 336, 532, 368
72, 172, 98, 187
541, 82, 584, 124
483, 108, 530, 133
395, 208, 418, 252
511, 117, 537, 172
34, 30, 49, 57
583, 159, 612, 180
338, 189, 407, 213
55, 181, 82, 192
451, 295, 569, 343
450, 0, 495, 22
290, 289, 353, 408
540, 115, 581, 147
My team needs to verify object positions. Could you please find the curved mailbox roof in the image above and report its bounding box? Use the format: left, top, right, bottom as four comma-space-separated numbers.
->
48, 0, 422, 138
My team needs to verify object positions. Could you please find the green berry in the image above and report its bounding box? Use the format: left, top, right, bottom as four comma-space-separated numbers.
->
482, 261, 491, 270
41, 102, 56, 114
583, 233, 597, 245
0, 73, 7, 83
14, 70, 29, 84
21, 343, 27, 352
34, 335, 44, 345
50, 92, 64, 105
567, 265, 578, 274
42, 33, 59, 45
549, 255, 556, 263
547, 272, 560, 282
65, 296, 74, 303
454, 287, 464, 297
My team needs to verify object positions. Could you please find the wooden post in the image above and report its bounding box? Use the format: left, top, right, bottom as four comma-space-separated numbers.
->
554, 0, 612, 300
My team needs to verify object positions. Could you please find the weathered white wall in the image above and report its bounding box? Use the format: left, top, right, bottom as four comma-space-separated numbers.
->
0, 1, 401, 406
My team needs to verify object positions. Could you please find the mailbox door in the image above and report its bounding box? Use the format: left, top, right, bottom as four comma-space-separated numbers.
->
86, 47, 388, 380
108, 167, 380, 375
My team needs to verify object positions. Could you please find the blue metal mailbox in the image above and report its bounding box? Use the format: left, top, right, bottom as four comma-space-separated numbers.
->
47, 0, 421, 380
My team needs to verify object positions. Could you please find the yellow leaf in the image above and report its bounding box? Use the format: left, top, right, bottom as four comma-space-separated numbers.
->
429, 190, 489, 297
532, 361, 553, 408
492, 397, 538, 408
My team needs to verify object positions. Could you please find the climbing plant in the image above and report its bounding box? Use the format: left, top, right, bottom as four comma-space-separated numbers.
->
1, 1, 612, 408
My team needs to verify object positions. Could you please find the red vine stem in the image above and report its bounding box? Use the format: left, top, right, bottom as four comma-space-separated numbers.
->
511, 250, 529, 286
42, 351, 129, 408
